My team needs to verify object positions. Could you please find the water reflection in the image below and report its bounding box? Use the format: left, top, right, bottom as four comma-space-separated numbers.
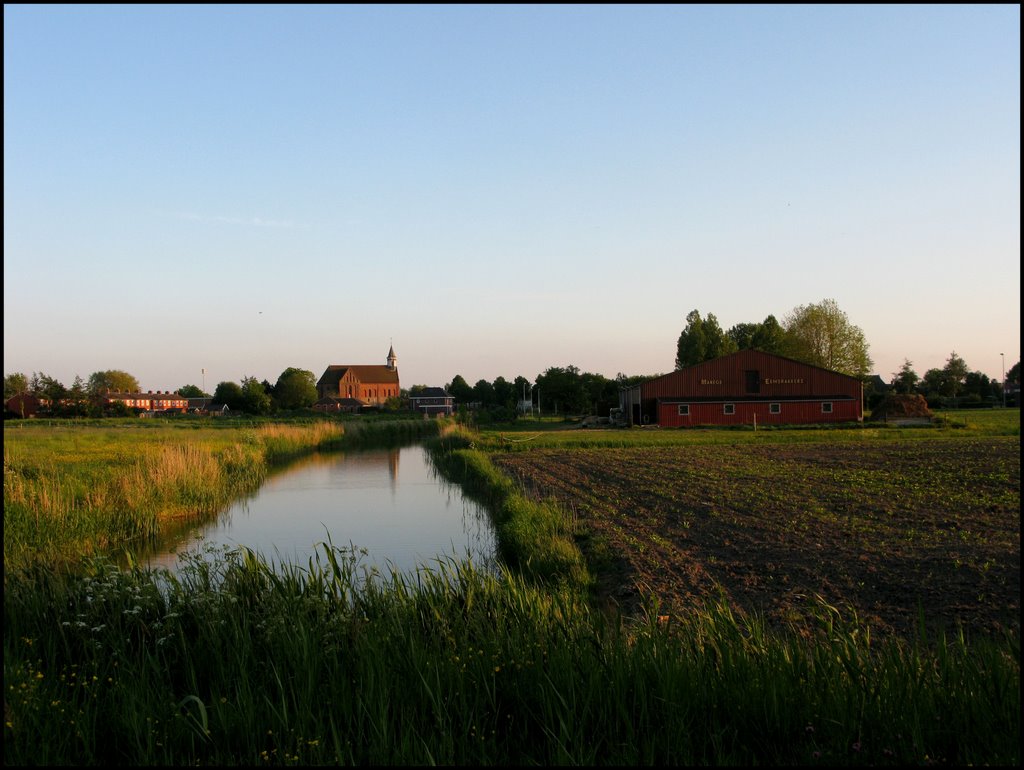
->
132, 445, 498, 579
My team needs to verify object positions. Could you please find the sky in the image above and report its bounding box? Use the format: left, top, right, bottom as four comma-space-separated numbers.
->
4, 4, 1020, 393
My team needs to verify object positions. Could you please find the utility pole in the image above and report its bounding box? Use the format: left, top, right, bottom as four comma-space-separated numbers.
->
1001, 353, 1005, 408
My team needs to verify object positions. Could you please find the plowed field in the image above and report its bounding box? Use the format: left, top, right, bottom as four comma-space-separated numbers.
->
492, 437, 1020, 638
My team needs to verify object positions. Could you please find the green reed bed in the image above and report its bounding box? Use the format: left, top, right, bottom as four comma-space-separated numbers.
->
4, 545, 1018, 766
3, 419, 440, 573
428, 425, 589, 591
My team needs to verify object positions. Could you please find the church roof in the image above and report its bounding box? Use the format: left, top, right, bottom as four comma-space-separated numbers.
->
317, 365, 400, 388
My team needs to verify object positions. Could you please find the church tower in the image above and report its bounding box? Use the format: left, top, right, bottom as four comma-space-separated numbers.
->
386, 343, 397, 371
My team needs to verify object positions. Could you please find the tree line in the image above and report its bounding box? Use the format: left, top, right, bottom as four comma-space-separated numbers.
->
5, 298, 1019, 418
672, 298, 872, 377
890, 353, 1016, 407
1, 368, 325, 417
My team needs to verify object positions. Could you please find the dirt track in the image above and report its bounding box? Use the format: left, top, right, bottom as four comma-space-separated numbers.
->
492, 437, 1020, 638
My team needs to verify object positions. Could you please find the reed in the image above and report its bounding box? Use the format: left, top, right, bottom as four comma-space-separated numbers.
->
4, 547, 1018, 766
428, 440, 590, 591
3, 419, 441, 573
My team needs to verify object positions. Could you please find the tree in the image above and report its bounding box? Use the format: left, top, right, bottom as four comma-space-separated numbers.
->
492, 376, 516, 409
472, 379, 496, 406
890, 359, 920, 394
58, 375, 91, 417
704, 313, 737, 360
580, 371, 618, 415
69, 375, 87, 400
751, 315, 786, 354
213, 381, 245, 411
445, 375, 474, 404
781, 299, 872, 377
105, 400, 134, 418
616, 372, 656, 388
725, 322, 759, 350
942, 351, 969, 405
675, 310, 706, 369
177, 384, 208, 398
921, 368, 946, 398
534, 365, 588, 415
241, 376, 272, 415
87, 370, 141, 395
509, 376, 533, 415
726, 315, 786, 354
4, 373, 29, 400
963, 371, 996, 402
675, 310, 736, 369
273, 368, 318, 410
31, 372, 67, 405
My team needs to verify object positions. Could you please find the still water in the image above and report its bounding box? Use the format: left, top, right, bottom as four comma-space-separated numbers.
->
140, 445, 498, 578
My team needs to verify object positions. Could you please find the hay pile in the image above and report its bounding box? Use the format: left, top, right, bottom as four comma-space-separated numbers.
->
868, 393, 933, 422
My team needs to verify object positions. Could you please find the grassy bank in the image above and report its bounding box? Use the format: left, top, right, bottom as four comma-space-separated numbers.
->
5, 545, 1018, 766
3, 417, 441, 573
428, 424, 590, 591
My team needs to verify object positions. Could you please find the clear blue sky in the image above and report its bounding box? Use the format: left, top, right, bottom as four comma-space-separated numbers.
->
4, 4, 1020, 392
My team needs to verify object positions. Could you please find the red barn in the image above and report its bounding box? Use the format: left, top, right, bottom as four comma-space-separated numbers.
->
621, 350, 863, 427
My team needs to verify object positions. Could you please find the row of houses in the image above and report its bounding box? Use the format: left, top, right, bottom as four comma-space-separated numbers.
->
3, 390, 231, 418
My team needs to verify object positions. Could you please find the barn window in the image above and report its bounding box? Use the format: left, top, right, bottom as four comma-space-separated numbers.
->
723, 403, 735, 415
770, 403, 781, 414
677, 404, 689, 416
821, 402, 833, 413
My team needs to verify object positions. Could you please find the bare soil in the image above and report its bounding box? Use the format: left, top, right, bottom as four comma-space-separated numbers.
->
492, 437, 1020, 638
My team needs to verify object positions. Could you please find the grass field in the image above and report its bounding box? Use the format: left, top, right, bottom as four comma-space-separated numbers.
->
3, 412, 1020, 765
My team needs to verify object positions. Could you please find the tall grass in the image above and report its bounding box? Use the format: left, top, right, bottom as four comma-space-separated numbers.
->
428, 426, 589, 591
3, 419, 441, 572
4, 547, 1018, 766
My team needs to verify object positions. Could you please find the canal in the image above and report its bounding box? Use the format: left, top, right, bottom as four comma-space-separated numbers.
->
137, 444, 499, 578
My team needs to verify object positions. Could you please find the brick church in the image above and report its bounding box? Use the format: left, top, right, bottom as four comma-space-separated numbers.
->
314, 345, 400, 412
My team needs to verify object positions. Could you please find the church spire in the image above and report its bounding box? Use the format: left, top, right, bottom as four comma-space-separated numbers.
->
386, 342, 397, 371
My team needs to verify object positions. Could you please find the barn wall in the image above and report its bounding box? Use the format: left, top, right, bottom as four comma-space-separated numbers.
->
657, 399, 861, 427
637, 350, 863, 426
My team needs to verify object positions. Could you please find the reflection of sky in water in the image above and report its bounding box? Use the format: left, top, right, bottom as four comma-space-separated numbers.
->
141, 446, 498, 578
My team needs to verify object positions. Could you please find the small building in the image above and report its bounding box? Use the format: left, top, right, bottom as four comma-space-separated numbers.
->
409, 387, 455, 416
187, 397, 213, 414
4, 393, 42, 418
312, 397, 363, 414
103, 390, 189, 413
621, 350, 863, 427
317, 345, 401, 408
